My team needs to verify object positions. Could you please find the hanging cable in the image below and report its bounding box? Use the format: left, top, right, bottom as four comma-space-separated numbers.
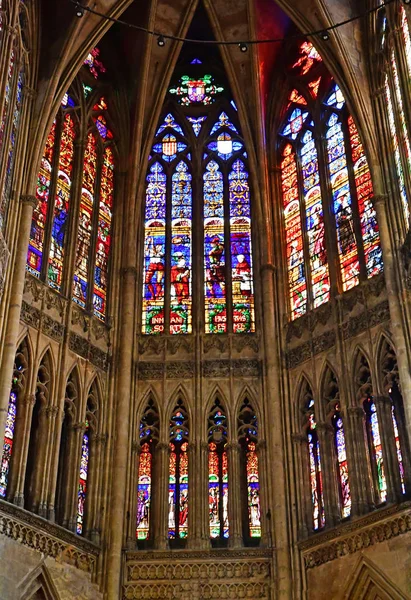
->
69, 0, 395, 46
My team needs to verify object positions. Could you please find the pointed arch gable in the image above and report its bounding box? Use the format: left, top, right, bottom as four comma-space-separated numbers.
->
295, 372, 315, 407
205, 383, 229, 415
318, 359, 339, 397
167, 383, 192, 423
235, 385, 261, 424
137, 387, 162, 428
375, 331, 398, 394
352, 346, 374, 402
17, 561, 60, 600
343, 555, 408, 600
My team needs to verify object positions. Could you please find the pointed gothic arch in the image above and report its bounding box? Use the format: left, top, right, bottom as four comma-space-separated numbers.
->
168, 397, 189, 545
343, 555, 408, 600
208, 395, 229, 544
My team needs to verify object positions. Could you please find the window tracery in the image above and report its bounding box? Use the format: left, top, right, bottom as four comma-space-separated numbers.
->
279, 41, 382, 320
142, 64, 255, 335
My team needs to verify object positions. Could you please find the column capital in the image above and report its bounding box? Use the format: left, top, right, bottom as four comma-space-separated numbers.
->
155, 442, 169, 453
260, 263, 276, 274
131, 441, 141, 454
372, 194, 388, 208
291, 432, 306, 445
373, 394, 392, 406
23, 86, 37, 101
347, 406, 365, 419
120, 266, 138, 279
20, 195, 38, 209
316, 421, 334, 435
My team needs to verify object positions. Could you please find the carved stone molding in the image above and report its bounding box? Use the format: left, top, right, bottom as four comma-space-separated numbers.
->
138, 362, 164, 380
299, 502, 411, 569
166, 361, 195, 379
203, 335, 228, 354
232, 359, 261, 377
42, 314, 65, 342
233, 334, 259, 353
68, 332, 110, 372
0, 499, 99, 574
24, 274, 45, 302
203, 360, 230, 378
124, 548, 271, 600
166, 336, 194, 355
138, 337, 166, 356
21, 300, 41, 328
20, 194, 38, 209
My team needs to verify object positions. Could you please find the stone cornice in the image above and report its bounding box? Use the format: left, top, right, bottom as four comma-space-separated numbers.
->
0, 499, 100, 573
299, 501, 411, 569
126, 547, 272, 561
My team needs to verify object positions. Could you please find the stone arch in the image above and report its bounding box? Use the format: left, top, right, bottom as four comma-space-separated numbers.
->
352, 347, 374, 404
319, 362, 340, 422
204, 384, 231, 441
138, 387, 163, 427
296, 374, 315, 434
376, 331, 399, 395
166, 383, 192, 431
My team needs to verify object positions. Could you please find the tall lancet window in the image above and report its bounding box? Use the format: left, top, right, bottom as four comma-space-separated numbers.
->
238, 399, 261, 542
332, 406, 351, 518
0, 339, 29, 499
168, 399, 189, 542
136, 399, 159, 543
27, 51, 115, 321
208, 399, 229, 542
279, 40, 382, 320
301, 387, 325, 531
142, 59, 255, 335
364, 396, 387, 504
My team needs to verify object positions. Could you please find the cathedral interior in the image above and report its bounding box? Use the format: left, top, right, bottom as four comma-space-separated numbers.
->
1, 0, 411, 598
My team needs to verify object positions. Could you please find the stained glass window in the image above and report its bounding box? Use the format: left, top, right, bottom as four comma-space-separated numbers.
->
326, 112, 359, 291
307, 411, 325, 530
27, 84, 115, 321
281, 144, 307, 319
27, 121, 57, 277
348, 116, 382, 277
332, 407, 351, 518
170, 74, 224, 105
392, 404, 406, 494
401, 7, 411, 80
280, 42, 383, 319
364, 397, 387, 503
48, 114, 76, 290
208, 400, 229, 540
0, 69, 24, 228
238, 399, 261, 540
84, 47, 106, 79
136, 399, 159, 541
168, 400, 189, 541
142, 78, 255, 336
0, 391, 17, 498
76, 426, 89, 534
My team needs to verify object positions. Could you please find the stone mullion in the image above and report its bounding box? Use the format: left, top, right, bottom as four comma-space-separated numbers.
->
373, 194, 411, 451
346, 406, 373, 513
186, 441, 196, 547
316, 422, 340, 527
0, 199, 39, 434
29, 403, 49, 513
85, 433, 101, 541
0, 24, 16, 161
315, 121, 341, 297
0, 46, 20, 203
291, 435, 309, 539
37, 405, 59, 518
10, 392, 35, 506
374, 395, 403, 503
62, 139, 86, 299
199, 441, 211, 547
153, 442, 169, 550
256, 440, 269, 546
67, 422, 86, 531
227, 441, 242, 548
391, 24, 411, 171
386, 32, 411, 213
126, 443, 140, 547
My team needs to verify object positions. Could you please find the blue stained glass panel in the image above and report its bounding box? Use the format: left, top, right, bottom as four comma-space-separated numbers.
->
156, 113, 184, 136
210, 112, 238, 135
187, 116, 206, 136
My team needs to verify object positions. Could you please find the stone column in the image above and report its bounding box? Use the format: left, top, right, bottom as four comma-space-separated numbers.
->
10, 391, 35, 506
126, 442, 140, 548
0, 195, 37, 438
372, 194, 411, 450
187, 441, 197, 549
316, 422, 340, 527
106, 267, 136, 599
256, 440, 269, 546
199, 441, 211, 548
374, 395, 403, 503
346, 406, 373, 513
292, 433, 312, 536
88, 433, 106, 544
227, 441, 243, 548
260, 263, 292, 597
153, 442, 169, 550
